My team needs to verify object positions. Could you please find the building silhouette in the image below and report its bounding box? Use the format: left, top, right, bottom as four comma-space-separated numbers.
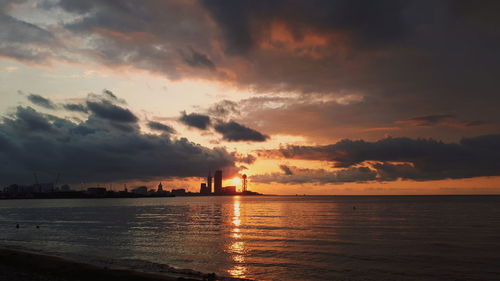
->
222, 186, 236, 194
132, 186, 148, 195
157, 182, 163, 192
207, 170, 212, 193
172, 188, 186, 196
87, 187, 107, 196
200, 183, 211, 194
214, 170, 222, 194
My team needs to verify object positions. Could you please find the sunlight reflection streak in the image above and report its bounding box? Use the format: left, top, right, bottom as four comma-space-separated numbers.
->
227, 196, 247, 278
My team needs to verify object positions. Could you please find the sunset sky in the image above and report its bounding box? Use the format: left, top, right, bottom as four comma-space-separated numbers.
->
1, 0, 499, 194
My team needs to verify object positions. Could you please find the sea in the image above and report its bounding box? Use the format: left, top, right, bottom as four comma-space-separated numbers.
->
0, 195, 499, 281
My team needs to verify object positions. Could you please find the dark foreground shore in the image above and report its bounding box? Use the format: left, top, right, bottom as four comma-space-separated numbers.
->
0, 248, 248, 281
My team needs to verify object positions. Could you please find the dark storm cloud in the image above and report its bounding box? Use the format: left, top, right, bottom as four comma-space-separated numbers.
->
147, 121, 176, 134
262, 135, 500, 182
26, 94, 56, 110
3, 106, 55, 133
5, 0, 500, 98
199, 0, 500, 139
2, 0, 500, 143
197, 0, 255, 55
178, 109, 268, 142
179, 112, 211, 130
0, 103, 238, 186
63, 91, 137, 133
200, 0, 409, 53
197, 0, 500, 92
214, 121, 269, 142
181, 49, 216, 70
86, 100, 138, 123
253, 166, 377, 184
63, 103, 88, 113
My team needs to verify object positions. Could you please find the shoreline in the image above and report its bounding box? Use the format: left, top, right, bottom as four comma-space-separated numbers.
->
0, 247, 250, 281
0, 192, 264, 200
3, 194, 500, 200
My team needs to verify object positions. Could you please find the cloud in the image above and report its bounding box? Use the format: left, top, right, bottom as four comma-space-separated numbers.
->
207, 100, 240, 117
214, 121, 269, 142
43, 0, 220, 80
147, 121, 176, 134
26, 94, 56, 109
233, 153, 256, 164
252, 165, 377, 184
2, 1, 500, 146
179, 111, 211, 130
279, 164, 293, 175
3, 106, 55, 133
178, 111, 268, 142
103, 89, 118, 100
63, 103, 88, 113
201, 0, 409, 54
397, 114, 455, 127
102, 89, 127, 104
261, 135, 500, 181
3, 1, 500, 102
396, 114, 486, 128
236, 95, 499, 143
0, 98, 238, 185
0, 1, 62, 63
181, 48, 216, 70
86, 100, 138, 123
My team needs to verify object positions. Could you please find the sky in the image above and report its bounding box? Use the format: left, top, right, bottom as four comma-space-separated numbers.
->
1, 0, 499, 194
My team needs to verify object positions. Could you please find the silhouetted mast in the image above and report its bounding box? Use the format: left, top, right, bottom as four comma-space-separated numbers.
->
242, 174, 247, 193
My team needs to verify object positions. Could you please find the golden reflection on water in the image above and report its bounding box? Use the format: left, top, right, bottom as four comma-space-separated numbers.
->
227, 196, 247, 278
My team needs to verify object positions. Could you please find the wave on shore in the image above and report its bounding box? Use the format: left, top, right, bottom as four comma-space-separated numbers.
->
0, 246, 251, 281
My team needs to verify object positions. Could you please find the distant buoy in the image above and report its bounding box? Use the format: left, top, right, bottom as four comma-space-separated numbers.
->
15, 224, 19, 229
36, 225, 40, 229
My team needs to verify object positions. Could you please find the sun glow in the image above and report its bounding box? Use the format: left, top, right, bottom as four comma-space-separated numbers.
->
232, 177, 242, 186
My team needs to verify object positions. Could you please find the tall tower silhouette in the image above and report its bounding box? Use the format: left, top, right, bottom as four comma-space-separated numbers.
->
242, 174, 247, 193
207, 170, 212, 193
214, 170, 222, 194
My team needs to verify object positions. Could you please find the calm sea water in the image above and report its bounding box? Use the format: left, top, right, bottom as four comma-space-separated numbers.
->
0, 195, 499, 281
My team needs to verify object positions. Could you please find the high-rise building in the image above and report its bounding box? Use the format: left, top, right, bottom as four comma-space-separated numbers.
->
200, 183, 208, 194
207, 170, 212, 193
157, 182, 163, 192
214, 170, 222, 194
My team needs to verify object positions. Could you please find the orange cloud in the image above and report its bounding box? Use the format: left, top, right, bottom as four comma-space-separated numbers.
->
257, 21, 349, 59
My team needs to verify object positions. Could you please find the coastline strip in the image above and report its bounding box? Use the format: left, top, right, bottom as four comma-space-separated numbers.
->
0, 247, 245, 281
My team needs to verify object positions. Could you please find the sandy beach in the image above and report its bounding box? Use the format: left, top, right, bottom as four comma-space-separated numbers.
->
0, 248, 245, 281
